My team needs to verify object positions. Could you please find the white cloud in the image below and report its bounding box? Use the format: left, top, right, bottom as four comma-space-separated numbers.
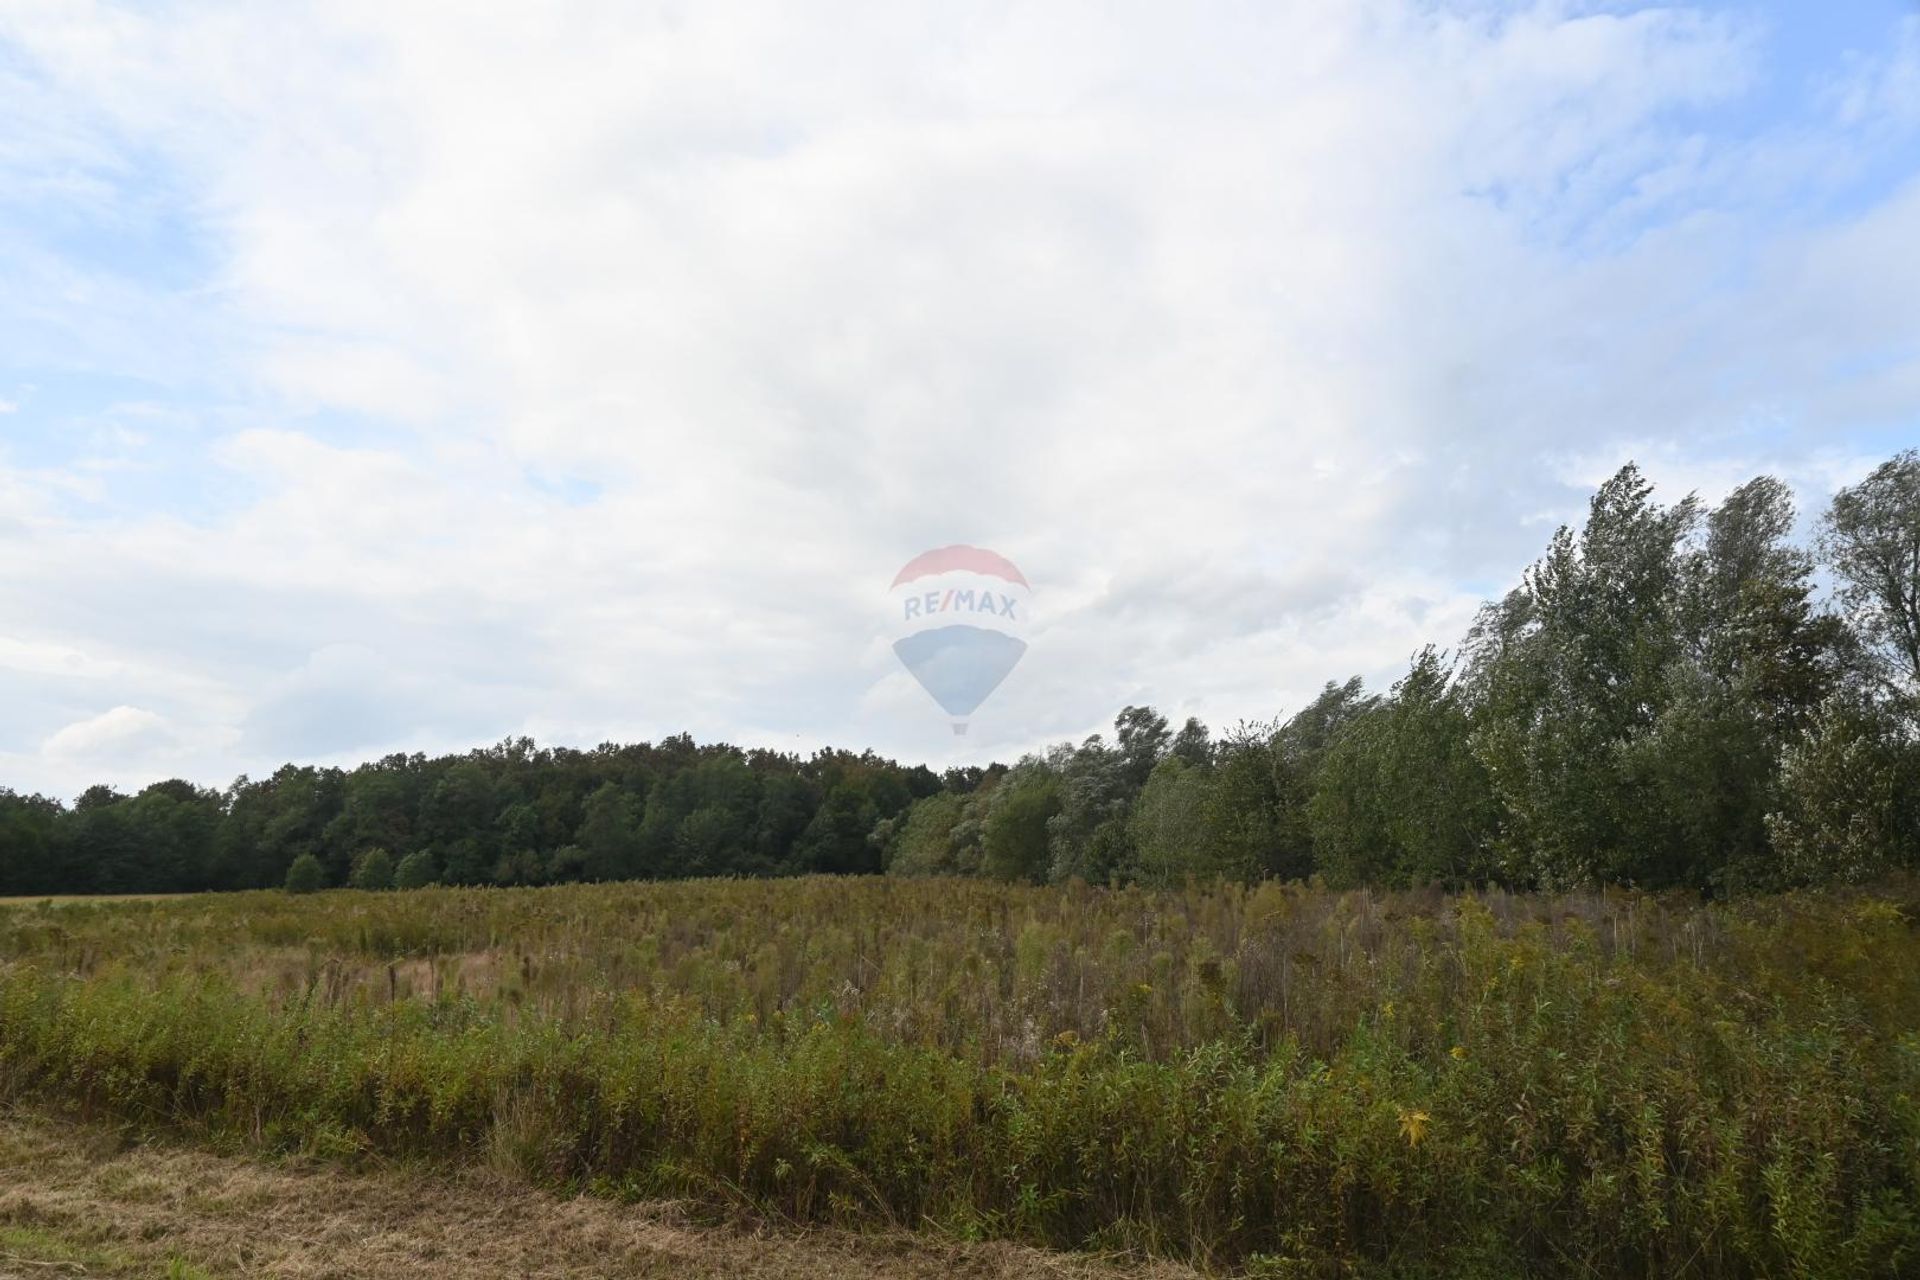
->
0, 1, 1915, 798
42, 704, 172, 760
1830, 17, 1920, 131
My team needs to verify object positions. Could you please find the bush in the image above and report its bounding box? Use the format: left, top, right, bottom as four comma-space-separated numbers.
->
282, 853, 325, 894
392, 850, 438, 890
348, 847, 395, 891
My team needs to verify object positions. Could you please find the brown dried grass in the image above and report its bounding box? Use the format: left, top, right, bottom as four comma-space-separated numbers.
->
0, 1107, 1200, 1280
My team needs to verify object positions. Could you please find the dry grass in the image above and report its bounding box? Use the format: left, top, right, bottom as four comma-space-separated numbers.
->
0, 1106, 1198, 1280
0, 896, 193, 908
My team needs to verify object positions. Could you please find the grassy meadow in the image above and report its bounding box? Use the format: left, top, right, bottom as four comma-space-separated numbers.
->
0, 878, 1916, 1277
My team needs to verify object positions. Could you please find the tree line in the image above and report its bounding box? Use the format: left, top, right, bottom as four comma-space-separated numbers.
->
0, 734, 946, 895
4, 451, 1918, 896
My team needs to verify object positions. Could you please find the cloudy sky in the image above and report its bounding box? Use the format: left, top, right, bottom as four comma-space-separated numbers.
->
2, 1, 1917, 800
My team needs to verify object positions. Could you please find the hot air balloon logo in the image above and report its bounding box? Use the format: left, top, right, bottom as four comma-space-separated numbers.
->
888, 545, 1030, 735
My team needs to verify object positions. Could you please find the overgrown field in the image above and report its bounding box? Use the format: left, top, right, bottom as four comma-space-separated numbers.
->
0, 879, 1916, 1277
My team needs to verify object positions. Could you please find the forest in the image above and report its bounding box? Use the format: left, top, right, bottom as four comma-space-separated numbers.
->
3, 451, 1918, 899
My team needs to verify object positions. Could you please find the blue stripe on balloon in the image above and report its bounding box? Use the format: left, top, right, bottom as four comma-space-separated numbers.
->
891, 625, 1028, 717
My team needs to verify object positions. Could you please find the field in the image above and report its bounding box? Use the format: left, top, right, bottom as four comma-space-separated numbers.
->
0, 879, 1916, 1278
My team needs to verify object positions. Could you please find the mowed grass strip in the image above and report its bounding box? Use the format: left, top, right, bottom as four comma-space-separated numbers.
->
0, 1106, 1194, 1280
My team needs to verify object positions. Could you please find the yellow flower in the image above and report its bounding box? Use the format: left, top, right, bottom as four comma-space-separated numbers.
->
1450, 1045, 1468, 1061
1398, 1108, 1432, 1148
1134, 982, 1153, 997
1381, 1000, 1395, 1019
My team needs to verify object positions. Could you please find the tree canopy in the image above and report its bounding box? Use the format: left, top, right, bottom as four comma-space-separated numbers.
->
5, 455, 1917, 898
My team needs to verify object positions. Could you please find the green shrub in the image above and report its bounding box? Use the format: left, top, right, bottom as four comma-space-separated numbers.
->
393, 850, 437, 889
282, 853, 325, 894
348, 848, 395, 891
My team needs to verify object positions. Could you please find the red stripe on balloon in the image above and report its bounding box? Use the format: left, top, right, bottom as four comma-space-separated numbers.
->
890, 545, 1029, 589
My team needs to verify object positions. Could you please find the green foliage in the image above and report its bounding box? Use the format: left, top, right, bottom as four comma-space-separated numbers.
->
1271, 679, 1374, 879
0, 789, 60, 896
1200, 726, 1289, 881
1767, 695, 1920, 884
0, 878, 1914, 1277
282, 852, 325, 894
1310, 649, 1496, 888
1820, 449, 1920, 698
1468, 466, 1704, 885
576, 782, 641, 881
793, 780, 884, 875
981, 768, 1060, 883
1464, 465, 1860, 889
1168, 715, 1212, 766
0, 737, 934, 896
885, 791, 969, 876
348, 847, 395, 891
1042, 739, 1131, 884
1130, 758, 1215, 886
393, 849, 438, 889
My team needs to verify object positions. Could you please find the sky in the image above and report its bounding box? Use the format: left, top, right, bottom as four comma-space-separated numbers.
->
2, 0, 1918, 801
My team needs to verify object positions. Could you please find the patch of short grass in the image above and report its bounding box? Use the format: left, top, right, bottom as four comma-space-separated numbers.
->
0, 1221, 133, 1273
